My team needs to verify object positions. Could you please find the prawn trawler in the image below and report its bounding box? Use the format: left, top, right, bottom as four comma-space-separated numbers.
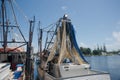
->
0, 63, 10, 80
38, 15, 111, 80
0, 0, 35, 80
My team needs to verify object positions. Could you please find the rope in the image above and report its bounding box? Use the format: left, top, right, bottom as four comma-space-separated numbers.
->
13, 0, 29, 22
58, 21, 67, 64
0, 27, 3, 46
9, 0, 27, 42
0, 7, 2, 46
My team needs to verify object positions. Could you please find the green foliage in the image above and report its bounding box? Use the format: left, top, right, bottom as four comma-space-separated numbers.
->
80, 46, 120, 56
80, 47, 91, 55
92, 49, 101, 55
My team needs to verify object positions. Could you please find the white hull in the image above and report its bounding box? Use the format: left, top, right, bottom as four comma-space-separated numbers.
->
0, 63, 11, 80
45, 72, 110, 80
43, 63, 111, 80
64, 74, 110, 80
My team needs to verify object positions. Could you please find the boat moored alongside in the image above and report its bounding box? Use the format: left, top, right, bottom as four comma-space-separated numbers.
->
37, 15, 111, 80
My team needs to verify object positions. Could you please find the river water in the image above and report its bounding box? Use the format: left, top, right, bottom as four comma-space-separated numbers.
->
34, 55, 120, 80
85, 55, 120, 80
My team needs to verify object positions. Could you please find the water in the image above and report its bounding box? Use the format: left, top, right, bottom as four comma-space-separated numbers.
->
34, 57, 39, 80
34, 55, 120, 80
85, 55, 120, 80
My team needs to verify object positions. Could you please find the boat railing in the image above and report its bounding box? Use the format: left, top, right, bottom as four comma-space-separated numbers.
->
45, 70, 110, 80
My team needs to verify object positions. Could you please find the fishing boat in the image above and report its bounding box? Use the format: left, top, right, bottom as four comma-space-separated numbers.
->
38, 15, 111, 80
0, 63, 10, 80
0, 0, 35, 79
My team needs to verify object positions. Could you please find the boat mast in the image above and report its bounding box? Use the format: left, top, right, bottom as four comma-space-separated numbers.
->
1, 0, 7, 53
38, 21, 42, 54
25, 17, 35, 80
0, 0, 27, 53
0, 0, 35, 79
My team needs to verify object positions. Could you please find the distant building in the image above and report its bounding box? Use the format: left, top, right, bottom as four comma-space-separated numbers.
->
101, 52, 107, 55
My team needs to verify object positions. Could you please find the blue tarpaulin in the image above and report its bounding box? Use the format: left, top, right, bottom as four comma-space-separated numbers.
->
66, 22, 88, 63
13, 64, 23, 79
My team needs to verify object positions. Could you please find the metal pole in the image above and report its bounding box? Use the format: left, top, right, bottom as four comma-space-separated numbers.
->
9, 0, 27, 42
38, 21, 42, 53
26, 17, 35, 80
40, 29, 42, 53
1, 0, 6, 53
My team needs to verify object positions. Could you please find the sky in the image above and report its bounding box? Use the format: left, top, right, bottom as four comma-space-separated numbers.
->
12, 0, 120, 52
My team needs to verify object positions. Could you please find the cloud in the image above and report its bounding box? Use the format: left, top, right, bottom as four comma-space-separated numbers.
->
78, 31, 120, 51
61, 6, 68, 11
80, 42, 88, 48
106, 43, 120, 51
112, 31, 120, 42
104, 31, 120, 51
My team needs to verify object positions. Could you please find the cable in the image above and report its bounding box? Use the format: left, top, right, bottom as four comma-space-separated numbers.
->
42, 22, 55, 30
9, 0, 27, 42
13, 0, 29, 22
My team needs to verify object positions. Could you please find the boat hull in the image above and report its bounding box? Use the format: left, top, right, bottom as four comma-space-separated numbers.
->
44, 72, 110, 80
0, 63, 10, 80
38, 63, 111, 80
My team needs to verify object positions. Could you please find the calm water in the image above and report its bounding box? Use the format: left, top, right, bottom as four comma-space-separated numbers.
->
34, 57, 39, 80
85, 55, 120, 80
34, 55, 120, 80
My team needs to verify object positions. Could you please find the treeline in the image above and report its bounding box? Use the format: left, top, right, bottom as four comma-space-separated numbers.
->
80, 46, 120, 56
80, 47, 100, 55
108, 50, 120, 55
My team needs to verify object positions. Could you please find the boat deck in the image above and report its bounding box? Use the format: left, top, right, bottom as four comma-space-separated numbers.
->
0, 63, 11, 80
59, 63, 107, 78
42, 63, 111, 80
